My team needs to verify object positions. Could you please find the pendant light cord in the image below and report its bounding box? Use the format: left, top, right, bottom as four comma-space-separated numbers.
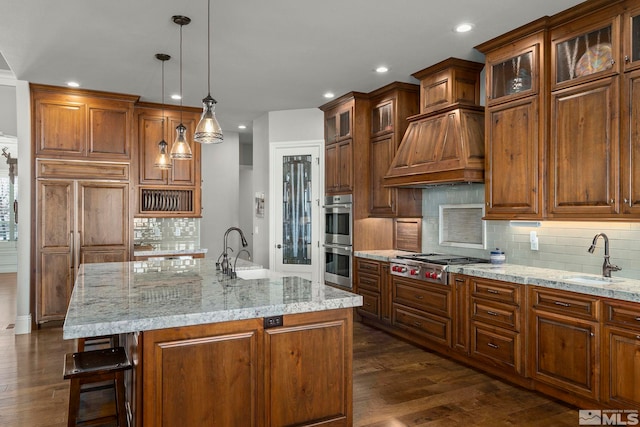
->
207, 0, 211, 96
179, 21, 184, 124
161, 58, 165, 139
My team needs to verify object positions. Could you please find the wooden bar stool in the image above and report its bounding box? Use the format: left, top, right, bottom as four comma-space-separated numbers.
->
64, 346, 131, 427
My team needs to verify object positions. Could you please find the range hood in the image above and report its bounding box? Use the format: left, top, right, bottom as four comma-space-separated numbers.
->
384, 58, 485, 187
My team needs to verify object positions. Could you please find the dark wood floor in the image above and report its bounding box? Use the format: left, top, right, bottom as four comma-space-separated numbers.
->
0, 274, 577, 426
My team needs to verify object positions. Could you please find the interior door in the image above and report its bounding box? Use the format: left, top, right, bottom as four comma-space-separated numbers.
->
270, 143, 322, 282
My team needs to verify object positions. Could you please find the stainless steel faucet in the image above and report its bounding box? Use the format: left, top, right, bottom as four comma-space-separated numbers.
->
588, 233, 621, 278
221, 227, 248, 274
229, 249, 252, 279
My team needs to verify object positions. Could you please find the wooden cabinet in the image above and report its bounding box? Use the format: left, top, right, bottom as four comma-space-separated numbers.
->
392, 276, 452, 347
141, 309, 353, 427
529, 287, 600, 402
470, 278, 524, 376
35, 161, 130, 323
623, 3, 640, 72
321, 94, 368, 196
621, 68, 640, 215
32, 84, 136, 160
602, 299, 640, 408
451, 274, 470, 354
354, 257, 391, 325
135, 103, 202, 217
368, 83, 421, 218
478, 28, 547, 219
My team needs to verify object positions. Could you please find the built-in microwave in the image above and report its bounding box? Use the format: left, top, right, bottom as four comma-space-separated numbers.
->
324, 194, 352, 245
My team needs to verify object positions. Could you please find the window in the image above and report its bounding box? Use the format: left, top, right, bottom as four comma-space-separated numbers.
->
0, 176, 17, 241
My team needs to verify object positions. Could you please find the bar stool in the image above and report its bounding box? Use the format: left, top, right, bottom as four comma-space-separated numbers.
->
64, 346, 131, 427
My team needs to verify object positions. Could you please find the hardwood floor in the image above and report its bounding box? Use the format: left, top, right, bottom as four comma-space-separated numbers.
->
0, 274, 577, 426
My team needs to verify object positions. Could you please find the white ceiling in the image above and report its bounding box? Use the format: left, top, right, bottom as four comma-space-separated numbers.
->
0, 0, 585, 137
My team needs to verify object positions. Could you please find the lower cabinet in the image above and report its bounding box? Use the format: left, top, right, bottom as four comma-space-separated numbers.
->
139, 309, 353, 427
355, 258, 391, 325
529, 287, 600, 402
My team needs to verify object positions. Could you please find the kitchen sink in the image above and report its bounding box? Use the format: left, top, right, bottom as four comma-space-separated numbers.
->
235, 269, 287, 280
563, 275, 622, 285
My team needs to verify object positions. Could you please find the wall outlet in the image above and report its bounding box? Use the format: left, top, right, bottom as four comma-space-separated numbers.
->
530, 231, 539, 251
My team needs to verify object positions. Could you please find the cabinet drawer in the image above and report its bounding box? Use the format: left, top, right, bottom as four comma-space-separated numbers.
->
531, 287, 599, 321
393, 306, 450, 346
358, 290, 380, 318
471, 324, 520, 373
604, 300, 640, 331
472, 279, 520, 304
357, 272, 381, 292
356, 258, 380, 274
393, 279, 449, 317
472, 298, 520, 331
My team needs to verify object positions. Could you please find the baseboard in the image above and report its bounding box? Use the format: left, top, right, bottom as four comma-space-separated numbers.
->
14, 314, 31, 335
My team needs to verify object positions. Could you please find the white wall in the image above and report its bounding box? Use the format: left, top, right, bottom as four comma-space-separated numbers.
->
251, 108, 324, 268
238, 165, 254, 255
421, 185, 640, 280
200, 131, 242, 259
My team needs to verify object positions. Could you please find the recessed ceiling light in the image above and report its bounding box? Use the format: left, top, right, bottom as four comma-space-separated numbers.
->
66, 81, 80, 88
454, 23, 474, 33
238, 125, 247, 130
375, 66, 389, 73
323, 92, 335, 99
171, 94, 181, 100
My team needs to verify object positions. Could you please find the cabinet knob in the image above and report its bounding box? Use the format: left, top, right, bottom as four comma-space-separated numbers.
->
625, 55, 631, 63
610, 59, 615, 65
610, 199, 615, 205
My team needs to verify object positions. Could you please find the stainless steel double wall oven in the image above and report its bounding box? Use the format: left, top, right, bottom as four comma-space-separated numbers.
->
323, 194, 352, 289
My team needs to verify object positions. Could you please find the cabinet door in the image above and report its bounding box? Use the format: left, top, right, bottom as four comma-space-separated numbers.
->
602, 326, 640, 408
486, 41, 540, 104
34, 98, 86, 156
36, 180, 74, 322
486, 97, 541, 218
452, 275, 470, 354
531, 310, 599, 400
622, 70, 640, 215
548, 76, 619, 216
325, 144, 338, 194
370, 134, 396, 216
87, 99, 132, 160
265, 309, 352, 426
167, 113, 199, 186
77, 181, 129, 262
137, 110, 167, 185
337, 139, 353, 193
142, 320, 262, 427
623, 5, 640, 71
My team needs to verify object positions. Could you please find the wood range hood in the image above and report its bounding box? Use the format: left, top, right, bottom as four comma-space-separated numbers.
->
384, 58, 486, 188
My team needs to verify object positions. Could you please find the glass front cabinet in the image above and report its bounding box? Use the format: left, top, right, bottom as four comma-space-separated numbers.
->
624, 4, 640, 71
487, 47, 537, 104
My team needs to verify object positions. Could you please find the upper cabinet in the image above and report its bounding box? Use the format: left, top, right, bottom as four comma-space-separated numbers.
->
368, 82, 422, 218
135, 103, 202, 217
623, 4, 640, 71
32, 84, 137, 160
324, 102, 354, 144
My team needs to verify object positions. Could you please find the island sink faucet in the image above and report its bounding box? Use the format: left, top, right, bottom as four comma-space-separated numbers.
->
220, 227, 248, 274
229, 249, 252, 279
587, 233, 621, 278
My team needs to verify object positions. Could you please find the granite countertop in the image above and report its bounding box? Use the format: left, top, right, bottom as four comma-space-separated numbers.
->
63, 258, 362, 339
354, 249, 417, 262
449, 263, 640, 303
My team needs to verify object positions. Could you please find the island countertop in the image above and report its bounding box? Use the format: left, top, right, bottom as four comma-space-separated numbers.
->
63, 258, 363, 339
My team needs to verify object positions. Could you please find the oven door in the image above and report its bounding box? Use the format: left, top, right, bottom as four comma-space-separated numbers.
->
324, 205, 352, 245
323, 243, 352, 289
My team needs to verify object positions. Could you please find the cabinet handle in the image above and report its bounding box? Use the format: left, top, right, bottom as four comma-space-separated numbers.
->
487, 310, 499, 317
610, 59, 615, 66
610, 199, 615, 205
365, 303, 371, 307
636, 336, 640, 340
414, 295, 424, 300
625, 55, 631, 63
635, 317, 640, 322
413, 321, 422, 328
70, 231, 74, 269
486, 289, 500, 294
554, 301, 571, 307
487, 343, 499, 349
590, 332, 595, 337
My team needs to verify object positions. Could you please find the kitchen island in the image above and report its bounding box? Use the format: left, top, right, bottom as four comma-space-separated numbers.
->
63, 258, 362, 427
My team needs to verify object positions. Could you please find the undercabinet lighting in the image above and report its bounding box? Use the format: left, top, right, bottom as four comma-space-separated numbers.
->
509, 220, 542, 228
323, 92, 335, 99
171, 94, 181, 100
238, 125, 246, 130
375, 66, 389, 73
66, 81, 80, 88
454, 23, 474, 33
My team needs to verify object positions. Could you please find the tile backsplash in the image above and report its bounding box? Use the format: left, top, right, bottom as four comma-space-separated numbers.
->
421, 184, 640, 280
134, 217, 200, 249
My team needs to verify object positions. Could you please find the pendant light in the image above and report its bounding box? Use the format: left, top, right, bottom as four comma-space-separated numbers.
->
154, 53, 172, 169
194, 0, 224, 144
170, 15, 193, 160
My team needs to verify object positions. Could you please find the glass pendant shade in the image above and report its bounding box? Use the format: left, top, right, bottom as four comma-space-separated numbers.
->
194, 95, 223, 144
154, 140, 172, 169
170, 123, 193, 159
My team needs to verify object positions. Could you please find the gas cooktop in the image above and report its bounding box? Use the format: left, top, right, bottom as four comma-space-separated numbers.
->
395, 253, 490, 265
390, 253, 489, 284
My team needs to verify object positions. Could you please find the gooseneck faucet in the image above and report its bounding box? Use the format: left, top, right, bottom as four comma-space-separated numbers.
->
230, 249, 252, 279
221, 227, 248, 274
588, 233, 621, 278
